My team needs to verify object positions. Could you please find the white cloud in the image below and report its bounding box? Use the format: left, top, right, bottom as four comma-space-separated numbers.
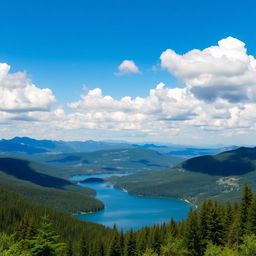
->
2, 37, 256, 145
115, 60, 141, 75
67, 82, 248, 137
68, 83, 196, 123
0, 62, 55, 113
160, 36, 256, 103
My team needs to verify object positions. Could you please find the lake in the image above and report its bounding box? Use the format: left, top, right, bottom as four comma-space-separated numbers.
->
71, 173, 191, 231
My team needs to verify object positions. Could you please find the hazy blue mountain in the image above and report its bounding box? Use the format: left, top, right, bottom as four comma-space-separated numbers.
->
0, 137, 237, 157
0, 139, 48, 154
131, 142, 238, 156
0, 137, 132, 154
31, 148, 185, 178
164, 146, 239, 156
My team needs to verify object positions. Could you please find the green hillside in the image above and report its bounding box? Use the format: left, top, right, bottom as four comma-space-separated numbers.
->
181, 147, 256, 175
114, 147, 256, 205
0, 185, 111, 246
0, 156, 103, 213
31, 148, 184, 178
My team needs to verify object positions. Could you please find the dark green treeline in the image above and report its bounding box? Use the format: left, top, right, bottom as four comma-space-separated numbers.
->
1, 185, 256, 255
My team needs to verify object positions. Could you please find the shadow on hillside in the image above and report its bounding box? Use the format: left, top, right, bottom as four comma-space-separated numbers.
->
182, 155, 255, 176
0, 158, 70, 189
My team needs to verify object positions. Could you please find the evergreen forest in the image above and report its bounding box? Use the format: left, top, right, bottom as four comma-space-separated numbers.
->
2, 184, 256, 255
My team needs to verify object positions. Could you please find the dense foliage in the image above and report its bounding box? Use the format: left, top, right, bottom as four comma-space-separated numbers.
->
0, 185, 111, 254
2, 184, 256, 255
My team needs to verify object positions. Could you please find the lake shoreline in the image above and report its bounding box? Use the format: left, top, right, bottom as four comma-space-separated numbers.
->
71, 173, 191, 231
114, 184, 195, 207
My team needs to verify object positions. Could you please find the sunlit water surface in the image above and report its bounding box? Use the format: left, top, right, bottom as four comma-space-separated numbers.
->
71, 173, 191, 231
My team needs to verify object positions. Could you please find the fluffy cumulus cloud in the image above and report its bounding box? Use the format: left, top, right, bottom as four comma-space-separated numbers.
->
68, 83, 196, 126
2, 37, 256, 144
66, 83, 247, 135
161, 36, 256, 103
115, 60, 141, 75
0, 62, 55, 114
0, 63, 55, 123
63, 37, 256, 143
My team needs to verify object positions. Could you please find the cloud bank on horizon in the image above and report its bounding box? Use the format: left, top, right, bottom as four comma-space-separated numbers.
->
1, 36, 256, 144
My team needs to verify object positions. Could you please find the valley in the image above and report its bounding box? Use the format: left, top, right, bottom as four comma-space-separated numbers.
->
1, 137, 256, 255
1, 137, 254, 216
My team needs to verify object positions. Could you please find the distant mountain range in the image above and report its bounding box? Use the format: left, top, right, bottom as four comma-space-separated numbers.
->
114, 146, 256, 204
0, 137, 238, 157
0, 137, 133, 154
31, 148, 185, 178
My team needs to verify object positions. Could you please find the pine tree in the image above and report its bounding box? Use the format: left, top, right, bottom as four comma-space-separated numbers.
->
225, 201, 234, 232
204, 243, 238, 256
240, 184, 253, 236
136, 229, 148, 255
206, 202, 225, 246
185, 210, 201, 256
107, 226, 122, 256
142, 248, 158, 256
29, 215, 65, 256
168, 218, 178, 237
161, 235, 188, 256
91, 238, 105, 256
152, 226, 162, 255
0, 232, 13, 252
239, 234, 256, 256
79, 234, 89, 256
203, 243, 222, 256
247, 195, 256, 235
14, 219, 30, 242
26, 222, 37, 240
65, 241, 73, 256
227, 215, 240, 249
199, 200, 211, 250
124, 230, 137, 256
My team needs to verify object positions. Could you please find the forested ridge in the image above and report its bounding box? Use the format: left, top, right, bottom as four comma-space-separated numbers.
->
1, 184, 256, 255
114, 147, 256, 204
0, 156, 104, 214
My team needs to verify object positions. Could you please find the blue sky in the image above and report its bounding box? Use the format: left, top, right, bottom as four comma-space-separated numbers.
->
0, 0, 256, 145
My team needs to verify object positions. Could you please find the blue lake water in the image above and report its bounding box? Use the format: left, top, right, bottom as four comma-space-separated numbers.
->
71, 173, 191, 231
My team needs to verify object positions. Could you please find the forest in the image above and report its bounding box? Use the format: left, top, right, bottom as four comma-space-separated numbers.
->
1, 184, 256, 255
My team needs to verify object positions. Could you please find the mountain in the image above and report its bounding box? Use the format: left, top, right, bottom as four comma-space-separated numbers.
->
164, 146, 239, 157
132, 143, 169, 149
0, 137, 132, 154
114, 146, 256, 204
0, 155, 103, 213
0, 139, 49, 154
0, 137, 237, 157
181, 146, 256, 175
134, 144, 238, 156
31, 148, 185, 178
